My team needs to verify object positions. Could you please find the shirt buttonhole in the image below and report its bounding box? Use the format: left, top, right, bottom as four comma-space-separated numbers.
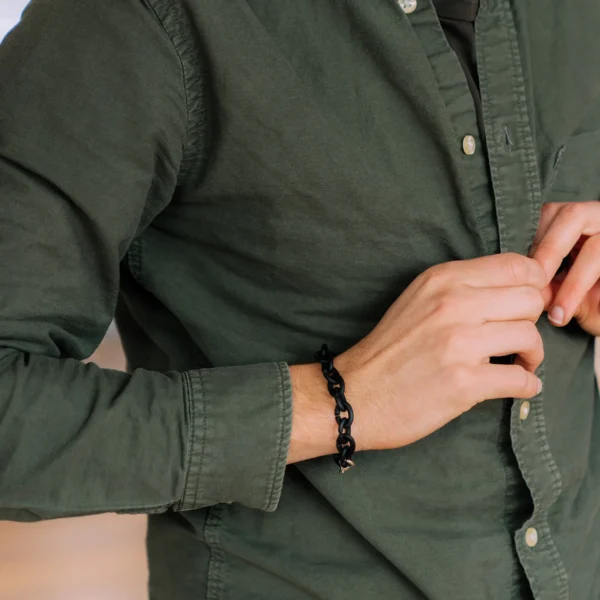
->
547, 145, 566, 190
553, 145, 565, 170
504, 126, 513, 151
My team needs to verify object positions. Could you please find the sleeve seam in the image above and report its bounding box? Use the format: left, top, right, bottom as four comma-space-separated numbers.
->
264, 362, 292, 511
178, 371, 197, 510
142, 0, 206, 186
193, 369, 208, 507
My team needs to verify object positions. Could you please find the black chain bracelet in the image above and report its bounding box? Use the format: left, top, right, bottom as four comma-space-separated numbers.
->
314, 344, 356, 473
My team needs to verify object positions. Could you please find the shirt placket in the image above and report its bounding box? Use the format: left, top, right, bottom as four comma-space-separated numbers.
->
400, 0, 570, 597
476, 1, 568, 598
397, 0, 500, 259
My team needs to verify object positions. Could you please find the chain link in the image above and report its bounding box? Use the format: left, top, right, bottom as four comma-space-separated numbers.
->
315, 344, 356, 473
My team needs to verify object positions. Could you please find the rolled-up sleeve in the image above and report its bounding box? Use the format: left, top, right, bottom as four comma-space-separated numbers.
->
0, 0, 292, 522
181, 363, 292, 512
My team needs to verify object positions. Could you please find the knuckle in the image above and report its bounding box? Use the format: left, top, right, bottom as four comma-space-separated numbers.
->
439, 326, 470, 365
587, 235, 600, 253
521, 320, 541, 346
432, 290, 463, 321
565, 280, 584, 302
517, 322, 545, 367
524, 287, 545, 314
536, 239, 561, 257
505, 253, 528, 284
562, 202, 581, 220
449, 365, 473, 393
515, 366, 533, 396
423, 264, 450, 289
534, 328, 545, 353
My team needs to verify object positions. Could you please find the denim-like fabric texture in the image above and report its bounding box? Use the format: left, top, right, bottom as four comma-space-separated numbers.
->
1, 1, 599, 599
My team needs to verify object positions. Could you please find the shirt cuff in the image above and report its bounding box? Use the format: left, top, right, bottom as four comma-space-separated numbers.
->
178, 361, 292, 512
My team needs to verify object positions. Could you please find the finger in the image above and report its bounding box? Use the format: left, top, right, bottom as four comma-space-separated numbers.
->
461, 286, 544, 323
532, 202, 600, 283
478, 320, 543, 373
455, 252, 547, 289
529, 202, 564, 256
541, 282, 556, 311
547, 234, 600, 326
474, 363, 542, 401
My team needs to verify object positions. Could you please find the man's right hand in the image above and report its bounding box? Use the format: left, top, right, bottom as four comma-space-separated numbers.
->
288, 253, 546, 464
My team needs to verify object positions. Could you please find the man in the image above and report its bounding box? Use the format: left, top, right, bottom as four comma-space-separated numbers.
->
1, 0, 599, 598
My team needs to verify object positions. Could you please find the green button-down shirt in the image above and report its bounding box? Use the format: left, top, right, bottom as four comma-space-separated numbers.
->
1, 1, 599, 599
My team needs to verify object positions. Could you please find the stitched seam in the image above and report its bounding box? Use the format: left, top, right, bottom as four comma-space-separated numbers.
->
517, 362, 569, 599
501, 4, 543, 245
205, 505, 225, 600
499, 398, 527, 596
194, 371, 224, 599
476, 15, 508, 253
265, 362, 290, 511
193, 370, 208, 508
138, 237, 145, 286
171, 5, 191, 184
17, 501, 168, 515
531, 398, 570, 599
513, 407, 540, 595
144, 0, 206, 185
127, 237, 144, 286
408, 2, 492, 254
513, 428, 541, 596
115, 503, 170, 515
500, 1, 569, 592
177, 371, 196, 510
142, 0, 189, 180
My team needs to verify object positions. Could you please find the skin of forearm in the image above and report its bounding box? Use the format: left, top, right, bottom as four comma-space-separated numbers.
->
287, 362, 341, 464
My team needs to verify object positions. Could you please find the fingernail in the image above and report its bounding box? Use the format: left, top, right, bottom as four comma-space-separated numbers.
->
548, 305, 564, 325
537, 378, 543, 394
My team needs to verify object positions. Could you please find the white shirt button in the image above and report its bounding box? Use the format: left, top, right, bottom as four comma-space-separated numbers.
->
519, 401, 531, 421
398, 0, 417, 14
462, 135, 476, 155
525, 527, 538, 548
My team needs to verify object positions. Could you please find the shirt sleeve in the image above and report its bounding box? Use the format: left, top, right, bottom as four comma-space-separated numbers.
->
0, 0, 292, 521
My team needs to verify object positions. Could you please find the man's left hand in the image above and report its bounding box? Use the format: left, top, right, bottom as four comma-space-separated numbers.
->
530, 201, 600, 335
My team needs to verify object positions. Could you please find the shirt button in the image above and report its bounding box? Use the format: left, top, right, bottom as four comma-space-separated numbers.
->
519, 401, 531, 421
462, 135, 476, 155
525, 527, 539, 548
398, 0, 417, 14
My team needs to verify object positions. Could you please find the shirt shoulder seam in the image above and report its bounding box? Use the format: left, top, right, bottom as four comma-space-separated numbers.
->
143, 0, 207, 186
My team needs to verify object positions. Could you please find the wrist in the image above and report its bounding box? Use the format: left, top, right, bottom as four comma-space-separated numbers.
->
288, 362, 337, 464
334, 351, 371, 453
287, 352, 370, 465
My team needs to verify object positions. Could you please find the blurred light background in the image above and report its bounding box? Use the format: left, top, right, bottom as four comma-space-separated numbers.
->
0, 3, 22, 39
1, 3, 148, 600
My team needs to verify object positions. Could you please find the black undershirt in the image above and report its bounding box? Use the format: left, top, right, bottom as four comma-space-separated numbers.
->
432, 0, 484, 132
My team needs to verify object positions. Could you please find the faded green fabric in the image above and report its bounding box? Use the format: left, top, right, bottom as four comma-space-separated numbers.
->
1, 1, 599, 599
